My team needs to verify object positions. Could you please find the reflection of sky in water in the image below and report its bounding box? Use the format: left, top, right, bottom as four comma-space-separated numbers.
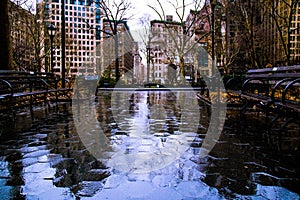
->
108, 91, 200, 173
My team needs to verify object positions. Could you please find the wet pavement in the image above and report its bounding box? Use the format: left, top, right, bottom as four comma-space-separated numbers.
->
0, 90, 299, 199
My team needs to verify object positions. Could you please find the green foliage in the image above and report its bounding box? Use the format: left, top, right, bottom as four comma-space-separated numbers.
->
98, 75, 116, 88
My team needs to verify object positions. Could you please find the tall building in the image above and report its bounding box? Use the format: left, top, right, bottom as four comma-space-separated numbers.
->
150, 15, 185, 84
37, 0, 101, 77
185, 9, 211, 78
101, 19, 136, 83
274, 0, 300, 65
222, 0, 300, 68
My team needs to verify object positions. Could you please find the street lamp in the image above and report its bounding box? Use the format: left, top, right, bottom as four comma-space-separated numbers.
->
146, 42, 150, 84
47, 24, 56, 73
210, 0, 217, 78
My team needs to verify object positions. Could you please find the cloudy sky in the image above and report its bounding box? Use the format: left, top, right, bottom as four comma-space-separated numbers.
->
15, 0, 202, 28
127, 0, 200, 29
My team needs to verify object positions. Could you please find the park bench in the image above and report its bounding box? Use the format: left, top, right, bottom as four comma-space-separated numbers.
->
226, 65, 300, 113
0, 70, 73, 113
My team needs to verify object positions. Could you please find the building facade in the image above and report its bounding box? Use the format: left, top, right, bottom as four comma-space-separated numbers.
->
150, 15, 184, 84
101, 19, 136, 84
185, 9, 211, 79
274, 0, 300, 65
37, 0, 101, 77
9, 1, 35, 71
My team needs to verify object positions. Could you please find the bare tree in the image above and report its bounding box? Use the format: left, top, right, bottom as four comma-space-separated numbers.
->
212, 1, 241, 74
92, 0, 133, 82
265, 0, 298, 65
138, 14, 151, 82
9, 0, 50, 72
148, 0, 211, 84
225, 0, 262, 69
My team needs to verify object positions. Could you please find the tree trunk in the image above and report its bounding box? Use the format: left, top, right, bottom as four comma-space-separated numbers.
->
0, 0, 13, 70
114, 36, 120, 82
179, 56, 185, 84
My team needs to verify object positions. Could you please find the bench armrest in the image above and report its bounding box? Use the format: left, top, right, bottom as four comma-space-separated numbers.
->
0, 79, 13, 96
282, 78, 300, 104
241, 78, 265, 94
271, 78, 294, 102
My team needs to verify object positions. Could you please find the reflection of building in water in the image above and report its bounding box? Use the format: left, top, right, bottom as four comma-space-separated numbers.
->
96, 92, 113, 131
146, 91, 181, 134
129, 93, 142, 115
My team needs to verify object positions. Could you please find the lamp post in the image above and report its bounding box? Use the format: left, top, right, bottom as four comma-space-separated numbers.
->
47, 24, 56, 73
146, 42, 150, 84
210, 0, 217, 78
132, 50, 139, 85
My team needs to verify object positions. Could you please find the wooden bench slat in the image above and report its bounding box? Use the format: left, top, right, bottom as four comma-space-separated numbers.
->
226, 65, 300, 113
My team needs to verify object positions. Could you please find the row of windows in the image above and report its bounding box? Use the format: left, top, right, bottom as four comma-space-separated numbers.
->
292, 15, 300, 21
290, 36, 300, 41
54, 56, 96, 62
56, 51, 93, 56
290, 43, 300, 48
67, 31, 94, 37
155, 66, 162, 71
153, 59, 163, 64
52, 10, 94, 17
155, 73, 163, 78
65, 45, 95, 50
51, 1, 93, 9
54, 55, 95, 62
52, 15, 95, 24
292, 49, 300, 55
66, 33, 94, 40
64, 25, 93, 32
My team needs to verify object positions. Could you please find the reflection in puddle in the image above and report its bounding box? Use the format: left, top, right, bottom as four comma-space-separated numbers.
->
94, 91, 201, 173
0, 91, 299, 199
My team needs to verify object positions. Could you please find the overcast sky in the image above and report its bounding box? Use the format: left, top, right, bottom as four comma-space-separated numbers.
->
128, 0, 199, 29
15, 0, 201, 29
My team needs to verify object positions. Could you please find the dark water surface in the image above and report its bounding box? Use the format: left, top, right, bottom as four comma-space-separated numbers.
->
0, 91, 299, 199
